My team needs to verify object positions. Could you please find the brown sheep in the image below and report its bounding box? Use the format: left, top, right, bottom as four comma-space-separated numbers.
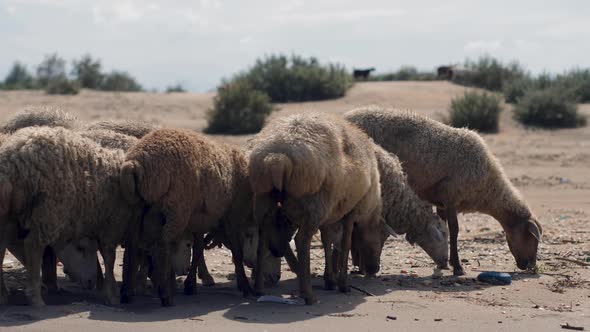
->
119, 129, 258, 306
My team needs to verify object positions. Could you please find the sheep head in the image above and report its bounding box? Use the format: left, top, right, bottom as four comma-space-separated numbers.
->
406, 214, 449, 269
59, 237, 99, 289
354, 222, 385, 276
264, 207, 296, 258
505, 217, 542, 270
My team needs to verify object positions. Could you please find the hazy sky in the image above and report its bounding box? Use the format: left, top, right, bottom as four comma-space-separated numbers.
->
1, 0, 589, 91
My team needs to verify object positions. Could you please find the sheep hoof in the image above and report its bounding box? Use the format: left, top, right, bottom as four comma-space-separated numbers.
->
324, 279, 336, 291
338, 285, 350, 293
453, 267, 465, 276
28, 295, 45, 307
304, 295, 317, 305
183, 283, 196, 295
120, 293, 133, 304
200, 275, 215, 287
160, 297, 174, 307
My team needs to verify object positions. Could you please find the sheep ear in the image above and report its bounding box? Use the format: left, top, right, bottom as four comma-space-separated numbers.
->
528, 221, 542, 241
405, 233, 416, 245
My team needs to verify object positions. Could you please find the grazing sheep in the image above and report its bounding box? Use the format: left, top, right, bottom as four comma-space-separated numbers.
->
0, 107, 80, 133
345, 107, 542, 275
119, 129, 258, 306
83, 119, 159, 138
248, 112, 384, 305
80, 129, 139, 151
0, 127, 140, 306
351, 145, 449, 273
0, 117, 101, 292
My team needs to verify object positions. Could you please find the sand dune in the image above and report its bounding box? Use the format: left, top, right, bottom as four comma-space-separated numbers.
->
0, 82, 588, 332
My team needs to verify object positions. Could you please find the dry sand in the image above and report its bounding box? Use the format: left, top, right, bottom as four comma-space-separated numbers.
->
0, 81, 588, 331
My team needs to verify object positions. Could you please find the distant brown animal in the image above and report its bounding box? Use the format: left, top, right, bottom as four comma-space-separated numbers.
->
353, 68, 375, 80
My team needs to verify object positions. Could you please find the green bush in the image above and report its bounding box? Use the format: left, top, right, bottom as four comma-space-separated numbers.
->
100, 71, 142, 92
3, 62, 35, 90
453, 56, 527, 91
241, 54, 352, 102
45, 76, 80, 95
554, 69, 590, 102
513, 89, 586, 128
71, 54, 103, 89
370, 66, 439, 81
166, 84, 186, 93
36, 53, 67, 88
449, 91, 503, 133
503, 78, 532, 103
205, 79, 274, 134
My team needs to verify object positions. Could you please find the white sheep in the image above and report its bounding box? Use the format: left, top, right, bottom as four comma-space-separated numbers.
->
0, 127, 140, 305
345, 107, 542, 275
248, 112, 384, 305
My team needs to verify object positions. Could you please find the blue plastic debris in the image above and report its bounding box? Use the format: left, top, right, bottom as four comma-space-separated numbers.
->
477, 271, 512, 285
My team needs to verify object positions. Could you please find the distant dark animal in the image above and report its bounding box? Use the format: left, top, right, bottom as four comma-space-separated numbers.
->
353, 68, 375, 80
437, 66, 454, 80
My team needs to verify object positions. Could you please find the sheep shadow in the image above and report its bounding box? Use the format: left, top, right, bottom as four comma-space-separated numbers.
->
0, 267, 540, 327
0, 267, 106, 327
222, 276, 368, 324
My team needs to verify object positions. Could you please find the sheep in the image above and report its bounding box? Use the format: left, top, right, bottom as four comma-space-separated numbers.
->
0, 127, 140, 306
248, 112, 384, 305
0, 116, 101, 292
344, 107, 542, 275
0, 107, 80, 133
79, 129, 139, 151
83, 119, 159, 138
351, 145, 449, 273
119, 128, 259, 306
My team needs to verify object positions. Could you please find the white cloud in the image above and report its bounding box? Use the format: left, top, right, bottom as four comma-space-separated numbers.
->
239, 35, 253, 44
92, 2, 144, 23
5, 5, 16, 14
272, 8, 406, 24
464, 40, 503, 52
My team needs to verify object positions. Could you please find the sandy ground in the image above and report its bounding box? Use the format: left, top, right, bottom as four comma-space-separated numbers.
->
0, 81, 589, 331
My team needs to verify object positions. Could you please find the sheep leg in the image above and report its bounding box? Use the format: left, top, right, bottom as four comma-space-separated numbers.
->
253, 229, 266, 293
133, 252, 150, 295
337, 219, 354, 293
320, 227, 336, 290
153, 241, 174, 307
435, 207, 451, 270
95, 258, 104, 291
0, 242, 8, 305
228, 231, 255, 297
295, 227, 317, 305
284, 246, 299, 273
23, 236, 44, 306
41, 246, 58, 293
196, 239, 215, 287
99, 244, 119, 305
184, 234, 201, 295
121, 235, 140, 304
445, 207, 464, 276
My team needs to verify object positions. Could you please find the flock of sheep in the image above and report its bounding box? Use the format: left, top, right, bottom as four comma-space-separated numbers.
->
0, 106, 542, 307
